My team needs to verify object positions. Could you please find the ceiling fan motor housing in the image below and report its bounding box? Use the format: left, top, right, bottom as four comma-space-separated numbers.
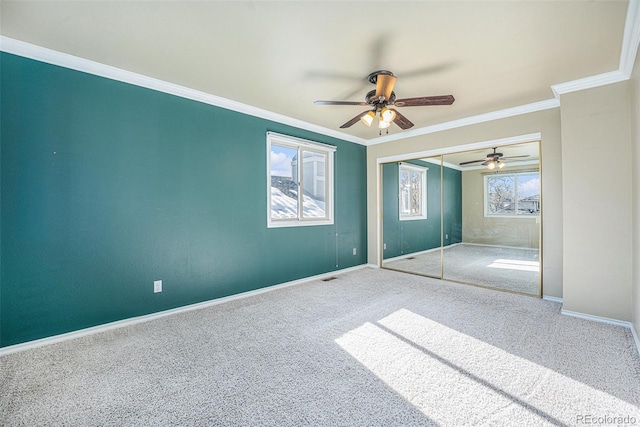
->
365, 89, 396, 106
367, 70, 395, 85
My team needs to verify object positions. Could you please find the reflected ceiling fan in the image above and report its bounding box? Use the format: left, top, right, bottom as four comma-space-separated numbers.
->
459, 147, 530, 170
314, 70, 454, 134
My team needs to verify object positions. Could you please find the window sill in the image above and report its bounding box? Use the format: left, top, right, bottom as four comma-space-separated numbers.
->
399, 215, 428, 221
268, 218, 334, 228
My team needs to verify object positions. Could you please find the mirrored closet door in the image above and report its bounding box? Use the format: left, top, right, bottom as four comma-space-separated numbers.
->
381, 156, 443, 278
381, 141, 542, 297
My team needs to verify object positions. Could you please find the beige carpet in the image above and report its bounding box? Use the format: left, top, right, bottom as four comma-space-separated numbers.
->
1, 268, 639, 426
383, 243, 540, 295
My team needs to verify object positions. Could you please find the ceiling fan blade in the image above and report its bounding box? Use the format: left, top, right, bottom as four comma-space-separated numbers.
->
459, 159, 486, 166
375, 74, 397, 100
394, 95, 455, 107
500, 155, 531, 160
340, 110, 371, 129
314, 100, 369, 106
390, 109, 414, 130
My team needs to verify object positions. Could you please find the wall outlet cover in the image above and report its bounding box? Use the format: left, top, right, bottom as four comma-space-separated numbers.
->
154, 280, 162, 293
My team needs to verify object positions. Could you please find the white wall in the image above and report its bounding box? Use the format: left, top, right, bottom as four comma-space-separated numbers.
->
560, 81, 633, 321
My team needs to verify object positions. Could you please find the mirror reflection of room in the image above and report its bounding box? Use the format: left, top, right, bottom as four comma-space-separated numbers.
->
382, 155, 450, 279
382, 141, 541, 296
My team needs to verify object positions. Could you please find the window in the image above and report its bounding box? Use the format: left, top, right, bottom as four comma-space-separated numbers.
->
399, 163, 427, 220
484, 171, 540, 217
267, 132, 335, 227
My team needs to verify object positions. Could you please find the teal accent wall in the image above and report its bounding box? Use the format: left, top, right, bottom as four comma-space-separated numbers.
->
0, 53, 367, 347
382, 160, 461, 259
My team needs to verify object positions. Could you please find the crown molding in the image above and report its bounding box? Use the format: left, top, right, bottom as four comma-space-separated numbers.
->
620, 0, 640, 78
2, 0, 639, 149
366, 99, 559, 146
549, 0, 638, 98
550, 70, 627, 99
422, 157, 464, 172
0, 36, 368, 146
376, 133, 542, 165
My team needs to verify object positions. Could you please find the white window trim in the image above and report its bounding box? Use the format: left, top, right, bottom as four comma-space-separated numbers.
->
266, 132, 335, 228
483, 170, 540, 218
398, 162, 428, 221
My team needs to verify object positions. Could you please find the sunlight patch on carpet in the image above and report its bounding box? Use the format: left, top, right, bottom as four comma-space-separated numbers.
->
487, 258, 539, 272
335, 308, 639, 426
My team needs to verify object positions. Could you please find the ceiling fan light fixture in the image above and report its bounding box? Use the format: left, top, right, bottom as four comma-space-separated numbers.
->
497, 160, 505, 169
380, 107, 396, 123
360, 111, 375, 127
378, 119, 391, 129
487, 161, 496, 170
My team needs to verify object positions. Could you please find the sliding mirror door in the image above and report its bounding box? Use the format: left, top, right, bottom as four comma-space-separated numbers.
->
381, 156, 451, 279
442, 141, 541, 295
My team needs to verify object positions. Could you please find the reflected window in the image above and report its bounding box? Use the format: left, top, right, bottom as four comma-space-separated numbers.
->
484, 171, 540, 217
399, 163, 427, 220
267, 132, 335, 228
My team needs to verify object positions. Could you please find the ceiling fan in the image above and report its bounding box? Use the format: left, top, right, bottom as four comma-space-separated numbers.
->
314, 70, 455, 133
459, 147, 530, 170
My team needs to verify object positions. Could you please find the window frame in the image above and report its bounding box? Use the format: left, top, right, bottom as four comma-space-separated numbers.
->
483, 170, 540, 218
266, 132, 335, 228
398, 162, 428, 221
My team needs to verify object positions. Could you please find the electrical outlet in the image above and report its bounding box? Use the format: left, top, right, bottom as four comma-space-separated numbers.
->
352, 247, 357, 255
154, 280, 162, 293
446, 234, 449, 239
383, 243, 387, 250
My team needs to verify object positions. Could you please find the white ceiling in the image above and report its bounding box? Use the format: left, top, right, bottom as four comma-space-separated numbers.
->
0, 1, 630, 141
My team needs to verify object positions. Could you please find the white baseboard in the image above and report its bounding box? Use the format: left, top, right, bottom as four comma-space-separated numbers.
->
382, 243, 461, 263
462, 242, 539, 251
542, 295, 563, 304
561, 309, 632, 328
561, 309, 640, 357
0, 264, 371, 357
631, 324, 640, 357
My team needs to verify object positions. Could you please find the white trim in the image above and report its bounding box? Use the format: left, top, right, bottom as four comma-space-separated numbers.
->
550, 70, 627, 99
421, 157, 463, 172
376, 133, 542, 166
266, 132, 336, 152
631, 324, 640, 356
2, 22, 637, 149
266, 132, 335, 228
460, 159, 540, 172
620, 0, 640, 78
561, 310, 640, 355
366, 263, 380, 269
398, 163, 428, 221
0, 36, 367, 146
0, 264, 372, 357
561, 309, 633, 328
382, 243, 462, 263
483, 171, 540, 218
366, 100, 559, 146
542, 295, 563, 304
461, 242, 538, 251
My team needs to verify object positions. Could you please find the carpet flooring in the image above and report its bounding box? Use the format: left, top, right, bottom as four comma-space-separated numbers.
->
1, 268, 639, 426
383, 243, 540, 295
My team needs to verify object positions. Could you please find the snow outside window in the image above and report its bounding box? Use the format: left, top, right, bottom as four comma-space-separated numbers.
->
399, 163, 427, 221
267, 132, 335, 228
484, 171, 540, 217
